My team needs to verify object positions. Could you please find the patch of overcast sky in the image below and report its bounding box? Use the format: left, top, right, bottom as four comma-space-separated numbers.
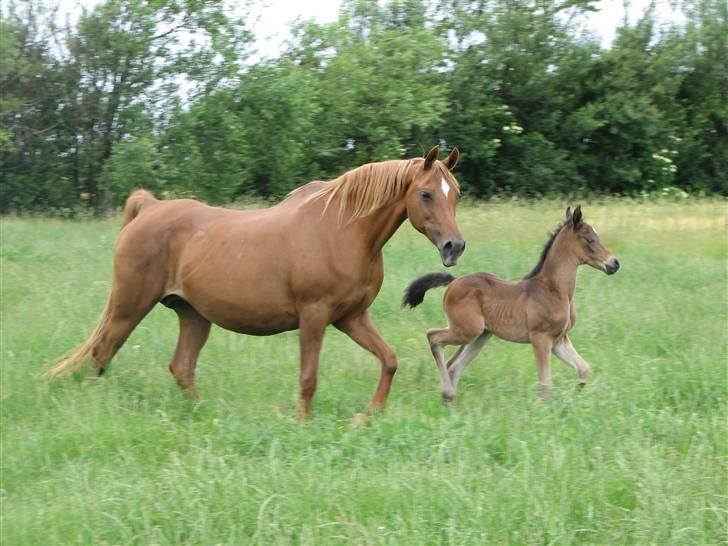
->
40, 0, 685, 105
50, 0, 686, 56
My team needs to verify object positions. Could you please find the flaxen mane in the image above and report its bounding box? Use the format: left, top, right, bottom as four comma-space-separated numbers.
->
294, 159, 459, 224
523, 219, 570, 279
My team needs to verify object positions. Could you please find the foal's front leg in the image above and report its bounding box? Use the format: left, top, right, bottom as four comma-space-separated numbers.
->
552, 335, 592, 385
530, 333, 554, 399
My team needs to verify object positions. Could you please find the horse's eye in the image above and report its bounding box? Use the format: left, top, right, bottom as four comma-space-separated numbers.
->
586, 238, 596, 245
421, 191, 433, 201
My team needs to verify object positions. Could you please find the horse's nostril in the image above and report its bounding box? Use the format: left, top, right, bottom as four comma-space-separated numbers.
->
613, 259, 620, 269
443, 241, 453, 252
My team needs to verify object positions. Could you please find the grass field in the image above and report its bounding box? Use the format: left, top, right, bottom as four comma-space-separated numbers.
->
1, 199, 726, 545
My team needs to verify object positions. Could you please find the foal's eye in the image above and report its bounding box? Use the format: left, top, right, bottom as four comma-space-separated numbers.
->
586, 238, 596, 245
420, 191, 433, 202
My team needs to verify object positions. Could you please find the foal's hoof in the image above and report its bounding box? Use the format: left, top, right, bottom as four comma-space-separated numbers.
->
352, 412, 371, 428
182, 387, 200, 401
441, 393, 455, 405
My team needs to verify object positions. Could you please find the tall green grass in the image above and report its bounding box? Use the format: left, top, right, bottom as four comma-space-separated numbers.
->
1, 199, 726, 545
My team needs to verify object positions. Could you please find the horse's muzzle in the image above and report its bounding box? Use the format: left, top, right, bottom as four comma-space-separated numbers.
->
604, 257, 620, 275
439, 238, 466, 267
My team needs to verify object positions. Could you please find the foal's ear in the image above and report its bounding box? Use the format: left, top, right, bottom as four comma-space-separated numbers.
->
441, 147, 460, 171
572, 205, 583, 227
424, 145, 440, 170
565, 206, 572, 220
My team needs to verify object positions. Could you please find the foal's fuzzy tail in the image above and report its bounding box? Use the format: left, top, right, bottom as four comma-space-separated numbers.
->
123, 189, 157, 226
402, 273, 455, 308
43, 297, 113, 378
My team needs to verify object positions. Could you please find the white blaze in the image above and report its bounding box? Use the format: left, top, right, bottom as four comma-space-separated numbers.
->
440, 177, 450, 198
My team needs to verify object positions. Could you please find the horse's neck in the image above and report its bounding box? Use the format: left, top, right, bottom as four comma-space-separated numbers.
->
536, 237, 579, 300
354, 200, 408, 256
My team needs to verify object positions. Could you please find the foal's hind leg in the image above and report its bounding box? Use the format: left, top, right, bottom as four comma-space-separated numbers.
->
447, 331, 492, 393
168, 302, 211, 399
552, 335, 592, 386
427, 327, 481, 402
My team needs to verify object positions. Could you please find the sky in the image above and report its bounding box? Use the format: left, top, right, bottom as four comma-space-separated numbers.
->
248, 0, 687, 57
48, 0, 687, 57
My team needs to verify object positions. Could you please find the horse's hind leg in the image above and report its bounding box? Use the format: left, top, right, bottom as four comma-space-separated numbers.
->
447, 331, 492, 393
89, 294, 155, 378
168, 301, 211, 398
428, 327, 481, 402
552, 335, 592, 386
335, 310, 398, 414
88, 263, 163, 377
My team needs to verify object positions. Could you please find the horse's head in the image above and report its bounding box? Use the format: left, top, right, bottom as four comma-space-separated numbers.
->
405, 146, 465, 267
565, 206, 620, 275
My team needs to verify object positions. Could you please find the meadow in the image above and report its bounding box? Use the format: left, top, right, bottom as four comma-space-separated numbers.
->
1, 199, 726, 545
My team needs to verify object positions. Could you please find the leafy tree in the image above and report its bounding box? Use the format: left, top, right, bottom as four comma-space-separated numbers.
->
1, 0, 249, 211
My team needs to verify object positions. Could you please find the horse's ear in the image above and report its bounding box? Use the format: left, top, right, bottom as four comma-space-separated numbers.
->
565, 206, 572, 220
441, 147, 459, 171
572, 205, 583, 227
424, 145, 439, 170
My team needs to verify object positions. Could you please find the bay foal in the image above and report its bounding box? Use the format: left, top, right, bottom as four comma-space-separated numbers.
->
403, 206, 619, 400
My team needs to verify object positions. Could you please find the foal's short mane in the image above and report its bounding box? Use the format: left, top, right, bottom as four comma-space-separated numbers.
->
523, 219, 570, 279
294, 159, 459, 223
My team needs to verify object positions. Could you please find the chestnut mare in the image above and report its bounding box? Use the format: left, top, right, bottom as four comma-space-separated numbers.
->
403, 206, 619, 400
47, 146, 465, 418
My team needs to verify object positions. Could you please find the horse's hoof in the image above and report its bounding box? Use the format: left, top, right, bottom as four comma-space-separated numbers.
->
441, 393, 454, 405
182, 387, 200, 401
352, 412, 370, 427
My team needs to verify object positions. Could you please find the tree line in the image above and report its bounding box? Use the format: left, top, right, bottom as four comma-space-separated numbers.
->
1, 0, 725, 213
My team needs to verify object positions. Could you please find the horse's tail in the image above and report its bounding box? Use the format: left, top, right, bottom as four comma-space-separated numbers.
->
123, 189, 157, 226
43, 297, 113, 378
402, 273, 456, 308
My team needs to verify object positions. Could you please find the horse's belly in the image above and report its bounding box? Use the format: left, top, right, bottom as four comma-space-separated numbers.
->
178, 269, 299, 335
192, 294, 299, 335
491, 325, 530, 343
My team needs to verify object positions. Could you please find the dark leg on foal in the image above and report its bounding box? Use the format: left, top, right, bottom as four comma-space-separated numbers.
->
335, 311, 398, 414
298, 306, 329, 420
168, 302, 211, 399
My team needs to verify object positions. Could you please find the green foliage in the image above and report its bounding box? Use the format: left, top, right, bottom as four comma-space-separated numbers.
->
0, 0, 726, 211
100, 135, 163, 206
1, 201, 726, 544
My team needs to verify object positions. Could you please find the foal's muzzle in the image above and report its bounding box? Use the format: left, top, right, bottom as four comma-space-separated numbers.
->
439, 238, 466, 267
604, 257, 620, 275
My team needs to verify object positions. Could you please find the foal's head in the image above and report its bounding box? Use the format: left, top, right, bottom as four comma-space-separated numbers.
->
405, 146, 465, 267
563, 206, 620, 274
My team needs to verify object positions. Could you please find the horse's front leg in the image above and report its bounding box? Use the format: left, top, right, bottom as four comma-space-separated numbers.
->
334, 310, 397, 412
552, 334, 592, 386
298, 306, 330, 420
531, 333, 554, 399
